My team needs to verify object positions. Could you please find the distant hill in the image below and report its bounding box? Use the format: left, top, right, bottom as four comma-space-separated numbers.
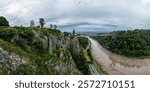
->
91, 29, 150, 58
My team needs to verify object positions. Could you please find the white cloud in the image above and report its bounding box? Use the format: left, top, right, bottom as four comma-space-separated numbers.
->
0, 0, 150, 32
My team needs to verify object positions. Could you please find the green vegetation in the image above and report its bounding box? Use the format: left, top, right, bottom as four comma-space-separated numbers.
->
78, 37, 91, 62
0, 26, 80, 75
0, 27, 58, 74
69, 38, 91, 75
0, 16, 9, 27
78, 37, 89, 49
39, 18, 45, 28
82, 49, 91, 62
0, 16, 98, 75
92, 29, 150, 58
93, 60, 107, 75
0, 39, 32, 60
78, 36, 107, 74
70, 51, 90, 75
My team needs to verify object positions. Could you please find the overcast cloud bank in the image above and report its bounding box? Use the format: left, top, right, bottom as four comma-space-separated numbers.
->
0, 0, 150, 32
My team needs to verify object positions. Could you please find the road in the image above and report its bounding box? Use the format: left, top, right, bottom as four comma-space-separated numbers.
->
85, 37, 99, 75
88, 64, 99, 75
87, 36, 150, 75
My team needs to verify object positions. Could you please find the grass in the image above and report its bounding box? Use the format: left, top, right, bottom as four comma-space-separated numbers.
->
77, 37, 91, 62
0, 38, 31, 59
82, 49, 91, 63
0, 26, 62, 62
93, 60, 107, 75
78, 37, 89, 49
0, 26, 83, 75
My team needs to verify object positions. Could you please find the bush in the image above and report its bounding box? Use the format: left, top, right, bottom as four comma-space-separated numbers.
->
78, 37, 89, 49
0, 16, 9, 27
0, 27, 18, 41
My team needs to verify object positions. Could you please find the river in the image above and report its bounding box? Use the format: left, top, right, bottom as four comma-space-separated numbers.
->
88, 37, 150, 75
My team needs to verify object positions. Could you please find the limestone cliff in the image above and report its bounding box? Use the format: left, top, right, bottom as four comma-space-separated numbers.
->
0, 27, 81, 75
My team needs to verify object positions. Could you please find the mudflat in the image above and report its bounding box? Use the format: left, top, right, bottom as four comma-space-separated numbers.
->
88, 37, 150, 75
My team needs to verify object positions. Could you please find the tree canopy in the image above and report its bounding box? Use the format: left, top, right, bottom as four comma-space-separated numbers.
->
39, 18, 45, 28
92, 30, 150, 58
0, 16, 9, 27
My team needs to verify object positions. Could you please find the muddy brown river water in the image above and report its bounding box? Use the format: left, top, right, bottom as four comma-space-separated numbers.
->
88, 37, 150, 75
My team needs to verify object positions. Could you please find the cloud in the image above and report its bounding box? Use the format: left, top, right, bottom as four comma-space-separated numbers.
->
0, 0, 150, 32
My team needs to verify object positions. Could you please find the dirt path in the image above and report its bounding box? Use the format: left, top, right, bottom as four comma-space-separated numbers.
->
88, 37, 150, 75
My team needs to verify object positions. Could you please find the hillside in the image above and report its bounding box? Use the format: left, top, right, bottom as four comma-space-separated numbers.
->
91, 30, 150, 58
0, 26, 90, 75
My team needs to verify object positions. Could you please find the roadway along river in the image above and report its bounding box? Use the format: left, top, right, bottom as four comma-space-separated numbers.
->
88, 64, 99, 75
88, 37, 150, 75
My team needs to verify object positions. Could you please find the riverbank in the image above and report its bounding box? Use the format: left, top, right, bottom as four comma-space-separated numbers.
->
88, 37, 150, 75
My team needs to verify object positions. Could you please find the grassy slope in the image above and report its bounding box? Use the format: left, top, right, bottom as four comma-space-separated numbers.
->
78, 37, 91, 62
0, 27, 73, 75
93, 60, 108, 75
78, 37, 107, 75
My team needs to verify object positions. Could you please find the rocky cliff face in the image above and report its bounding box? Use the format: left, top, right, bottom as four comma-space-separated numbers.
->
0, 27, 81, 75
0, 48, 29, 70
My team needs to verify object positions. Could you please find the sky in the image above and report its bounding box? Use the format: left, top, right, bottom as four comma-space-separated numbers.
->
0, 0, 150, 32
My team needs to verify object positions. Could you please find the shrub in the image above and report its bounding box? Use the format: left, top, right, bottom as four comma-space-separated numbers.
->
0, 27, 18, 41
0, 16, 9, 27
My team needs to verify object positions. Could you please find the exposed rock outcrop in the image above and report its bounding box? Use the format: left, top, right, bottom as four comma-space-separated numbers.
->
0, 27, 82, 75
0, 48, 29, 70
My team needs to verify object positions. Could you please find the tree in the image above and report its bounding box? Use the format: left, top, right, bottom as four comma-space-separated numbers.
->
39, 18, 45, 28
50, 24, 53, 29
54, 25, 57, 29
0, 16, 9, 27
36, 25, 40, 28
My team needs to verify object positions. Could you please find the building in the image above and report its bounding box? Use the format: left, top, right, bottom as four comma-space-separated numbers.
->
30, 20, 34, 27
73, 29, 76, 37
